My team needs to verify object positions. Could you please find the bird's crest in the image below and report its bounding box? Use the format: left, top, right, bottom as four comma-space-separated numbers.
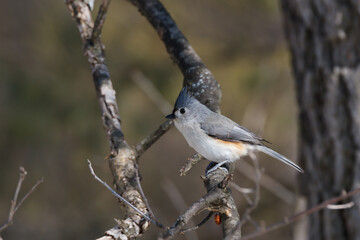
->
174, 86, 194, 109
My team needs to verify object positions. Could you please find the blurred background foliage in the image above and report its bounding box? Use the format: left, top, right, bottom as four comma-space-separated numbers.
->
0, 0, 300, 239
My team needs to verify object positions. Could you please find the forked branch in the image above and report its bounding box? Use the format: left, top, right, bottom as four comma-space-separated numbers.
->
66, 1, 152, 239
0, 167, 43, 233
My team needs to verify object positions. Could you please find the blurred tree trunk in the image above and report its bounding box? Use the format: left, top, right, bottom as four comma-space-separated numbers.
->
281, 1, 360, 240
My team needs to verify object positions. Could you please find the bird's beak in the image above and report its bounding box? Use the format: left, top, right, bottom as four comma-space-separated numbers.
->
165, 113, 175, 119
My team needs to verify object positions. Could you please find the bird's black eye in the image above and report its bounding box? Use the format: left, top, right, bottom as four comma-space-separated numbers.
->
180, 108, 186, 114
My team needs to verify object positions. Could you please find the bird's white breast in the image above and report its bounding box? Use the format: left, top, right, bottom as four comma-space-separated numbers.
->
174, 120, 248, 163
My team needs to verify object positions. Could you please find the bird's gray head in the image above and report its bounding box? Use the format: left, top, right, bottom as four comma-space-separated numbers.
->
166, 87, 205, 122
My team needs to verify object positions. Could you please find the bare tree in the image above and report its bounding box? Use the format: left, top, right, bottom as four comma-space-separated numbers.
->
281, 1, 360, 239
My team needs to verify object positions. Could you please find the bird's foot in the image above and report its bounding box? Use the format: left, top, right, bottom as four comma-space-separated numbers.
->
206, 160, 231, 176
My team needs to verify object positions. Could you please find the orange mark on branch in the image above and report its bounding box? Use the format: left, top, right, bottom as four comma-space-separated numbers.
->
214, 213, 221, 225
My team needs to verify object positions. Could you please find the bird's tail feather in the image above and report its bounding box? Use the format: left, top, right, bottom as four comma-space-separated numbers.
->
257, 145, 304, 173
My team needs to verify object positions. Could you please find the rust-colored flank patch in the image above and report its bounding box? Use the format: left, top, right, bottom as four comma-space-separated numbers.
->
214, 139, 246, 152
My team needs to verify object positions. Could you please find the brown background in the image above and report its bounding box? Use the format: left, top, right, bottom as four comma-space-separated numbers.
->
0, 0, 300, 239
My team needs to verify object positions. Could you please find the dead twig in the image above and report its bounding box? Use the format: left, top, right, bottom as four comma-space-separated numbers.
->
229, 182, 254, 205
179, 153, 204, 176
87, 160, 161, 227
238, 154, 262, 228
134, 168, 164, 228
236, 159, 295, 205
235, 187, 360, 240
162, 178, 199, 240
131, 70, 173, 115
135, 119, 173, 158
0, 167, 43, 233
131, 70, 174, 159
159, 190, 223, 240
180, 212, 213, 234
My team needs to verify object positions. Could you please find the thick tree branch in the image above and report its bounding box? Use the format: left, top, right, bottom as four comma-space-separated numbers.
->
128, 0, 221, 113
66, 1, 151, 239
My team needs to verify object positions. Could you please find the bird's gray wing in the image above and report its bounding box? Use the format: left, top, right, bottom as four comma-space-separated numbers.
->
200, 113, 263, 145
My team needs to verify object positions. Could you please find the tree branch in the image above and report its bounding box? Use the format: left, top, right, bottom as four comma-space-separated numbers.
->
135, 119, 173, 158
161, 178, 199, 240
128, 0, 222, 113
126, 1, 242, 239
87, 160, 160, 226
91, 0, 110, 43
236, 160, 295, 205
159, 190, 221, 240
235, 187, 360, 240
66, 1, 152, 238
131, 70, 173, 115
180, 153, 204, 176
238, 154, 261, 229
180, 212, 213, 235
0, 167, 43, 233
160, 167, 241, 240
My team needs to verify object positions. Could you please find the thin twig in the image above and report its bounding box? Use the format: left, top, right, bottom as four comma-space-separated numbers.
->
134, 168, 164, 228
236, 159, 295, 205
180, 153, 204, 176
0, 167, 43, 233
131, 70, 173, 115
91, 0, 111, 43
229, 182, 254, 205
238, 153, 261, 228
327, 202, 354, 210
229, 183, 254, 194
130, 70, 175, 158
13, 178, 44, 214
87, 160, 158, 226
162, 178, 199, 240
238, 187, 360, 240
159, 190, 223, 240
135, 119, 173, 158
180, 212, 213, 234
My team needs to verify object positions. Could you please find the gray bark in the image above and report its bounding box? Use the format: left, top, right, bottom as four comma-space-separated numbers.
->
281, 0, 360, 239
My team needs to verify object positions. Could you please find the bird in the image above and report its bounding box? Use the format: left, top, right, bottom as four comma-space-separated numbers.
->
166, 87, 303, 173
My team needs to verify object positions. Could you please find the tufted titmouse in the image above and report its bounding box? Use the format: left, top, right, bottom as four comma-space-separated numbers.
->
166, 87, 303, 173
